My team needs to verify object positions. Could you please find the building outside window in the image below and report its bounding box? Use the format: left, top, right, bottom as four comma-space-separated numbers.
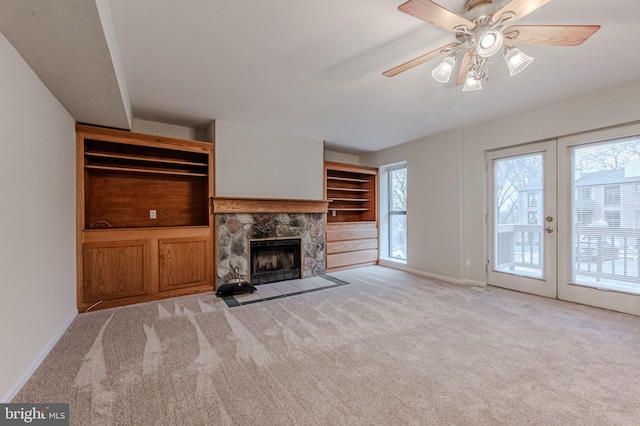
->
388, 165, 407, 260
527, 192, 538, 207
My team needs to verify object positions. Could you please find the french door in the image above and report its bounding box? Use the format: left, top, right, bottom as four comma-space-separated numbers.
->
558, 124, 640, 316
487, 141, 557, 298
488, 124, 640, 316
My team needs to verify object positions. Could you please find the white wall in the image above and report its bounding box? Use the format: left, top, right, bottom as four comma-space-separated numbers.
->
0, 33, 77, 402
324, 150, 360, 165
132, 118, 197, 140
362, 80, 640, 285
216, 121, 324, 200
362, 130, 465, 283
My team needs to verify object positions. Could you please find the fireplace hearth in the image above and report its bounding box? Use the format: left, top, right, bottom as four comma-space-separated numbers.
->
250, 238, 301, 285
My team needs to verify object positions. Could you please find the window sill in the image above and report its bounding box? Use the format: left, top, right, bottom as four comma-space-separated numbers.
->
380, 257, 407, 265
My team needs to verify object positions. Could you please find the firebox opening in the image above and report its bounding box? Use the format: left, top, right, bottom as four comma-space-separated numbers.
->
249, 238, 302, 285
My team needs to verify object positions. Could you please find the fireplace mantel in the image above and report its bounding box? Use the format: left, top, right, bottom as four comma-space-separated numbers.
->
213, 197, 329, 214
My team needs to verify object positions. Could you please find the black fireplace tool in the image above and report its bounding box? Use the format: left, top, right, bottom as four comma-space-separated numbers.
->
216, 267, 256, 297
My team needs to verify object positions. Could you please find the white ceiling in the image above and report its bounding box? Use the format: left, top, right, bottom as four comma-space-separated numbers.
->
2, 0, 640, 152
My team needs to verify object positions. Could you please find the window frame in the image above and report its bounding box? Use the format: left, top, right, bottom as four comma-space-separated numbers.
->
384, 163, 407, 261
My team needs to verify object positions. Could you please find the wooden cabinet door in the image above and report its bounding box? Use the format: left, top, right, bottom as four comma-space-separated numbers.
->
158, 237, 211, 291
82, 240, 150, 302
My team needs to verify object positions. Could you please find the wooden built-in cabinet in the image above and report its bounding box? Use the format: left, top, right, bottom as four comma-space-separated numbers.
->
324, 162, 379, 272
76, 125, 215, 311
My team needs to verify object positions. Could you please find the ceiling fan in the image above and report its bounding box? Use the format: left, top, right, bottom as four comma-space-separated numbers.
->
382, 0, 600, 91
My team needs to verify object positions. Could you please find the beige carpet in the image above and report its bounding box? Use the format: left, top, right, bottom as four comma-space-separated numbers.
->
13, 266, 640, 425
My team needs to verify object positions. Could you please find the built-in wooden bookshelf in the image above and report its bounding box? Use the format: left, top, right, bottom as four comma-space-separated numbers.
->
324, 162, 379, 272
326, 163, 377, 223
76, 125, 215, 312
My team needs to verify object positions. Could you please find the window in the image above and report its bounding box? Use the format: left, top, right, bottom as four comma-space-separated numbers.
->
604, 185, 621, 206
604, 211, 621, 228
527, 212, 538, 225
527, 192, 538, 207
576, 210, 593, 224
577, 187, 592, 200
388, 165, 407, 260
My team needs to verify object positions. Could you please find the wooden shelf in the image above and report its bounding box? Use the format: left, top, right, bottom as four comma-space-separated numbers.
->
327, 176, 370, 183
213, 197, 329, 214
85, 164, 208, 177
77, 124, 215, 312
324, 161, 378, 272
329, 198, 370, 202
85, 151, 208, 167
327, 187, 370, 192
325, 163, 377, 223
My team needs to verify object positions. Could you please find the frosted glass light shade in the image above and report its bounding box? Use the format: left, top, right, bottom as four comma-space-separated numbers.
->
462, 73, 482, 91
477, 31, 504, 58
431, 56, 456, 83
504, 47, 533, 76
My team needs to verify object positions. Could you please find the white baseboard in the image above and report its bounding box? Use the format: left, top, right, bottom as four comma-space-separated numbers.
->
378, 259, 488, 287
2, 308, 77, 403
378, 259, 467, 285
463, 279, 488, 287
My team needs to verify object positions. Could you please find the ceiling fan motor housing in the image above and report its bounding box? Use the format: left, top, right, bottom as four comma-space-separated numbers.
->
465, 0, 495, 13
463, 1, 501, 23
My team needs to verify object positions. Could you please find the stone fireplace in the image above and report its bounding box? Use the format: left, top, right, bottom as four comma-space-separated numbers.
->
213, 198, 329, 286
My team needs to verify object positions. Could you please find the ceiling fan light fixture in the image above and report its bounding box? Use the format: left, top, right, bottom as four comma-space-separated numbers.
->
431, 56, 456, 83
476, 30, 504, 58
504, 46, 534, 76
462, 72, 483, 91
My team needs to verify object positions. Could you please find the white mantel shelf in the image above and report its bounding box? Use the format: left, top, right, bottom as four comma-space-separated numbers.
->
212, 197, 329, 214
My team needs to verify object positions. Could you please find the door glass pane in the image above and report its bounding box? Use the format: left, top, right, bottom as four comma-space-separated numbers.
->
494, 153, 544, 278
569, 137, 640, 294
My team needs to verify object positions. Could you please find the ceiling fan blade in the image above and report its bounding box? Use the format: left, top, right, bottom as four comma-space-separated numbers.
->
398, 0, 475, 32
383, 42, 461, 77
491, 0, 551, 25
455, 49, 472, 86
503, 25, 601, 46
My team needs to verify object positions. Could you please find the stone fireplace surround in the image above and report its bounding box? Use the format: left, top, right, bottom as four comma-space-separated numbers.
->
213, 197, 329, 285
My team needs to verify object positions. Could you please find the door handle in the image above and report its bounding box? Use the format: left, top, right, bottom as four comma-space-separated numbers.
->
545, 227, 554, 234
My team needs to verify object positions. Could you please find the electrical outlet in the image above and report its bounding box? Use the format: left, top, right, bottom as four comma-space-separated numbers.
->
332, 210, 336, 216
150, 210, 157, 219
465, 259, 471, 267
